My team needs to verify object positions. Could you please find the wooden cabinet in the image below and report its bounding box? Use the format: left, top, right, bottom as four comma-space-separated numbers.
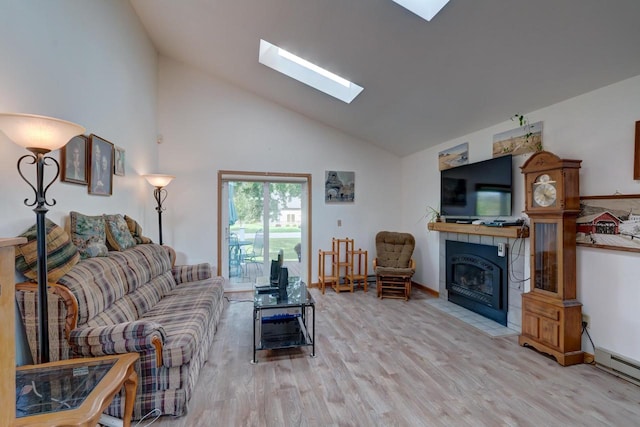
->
521, 293, 583, 364
0, 237, 27, 426
519, 151, 583, 366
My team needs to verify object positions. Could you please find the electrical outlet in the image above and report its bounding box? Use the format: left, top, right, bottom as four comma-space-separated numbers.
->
497, 243, 505, 257
582, 314, 590, 328
337, 219, 342, 227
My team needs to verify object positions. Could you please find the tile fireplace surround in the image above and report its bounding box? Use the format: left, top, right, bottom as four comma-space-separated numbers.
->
431, 223, 528, 332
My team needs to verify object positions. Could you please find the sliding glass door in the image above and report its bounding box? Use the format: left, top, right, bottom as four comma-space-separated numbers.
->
219, 172, 310, 291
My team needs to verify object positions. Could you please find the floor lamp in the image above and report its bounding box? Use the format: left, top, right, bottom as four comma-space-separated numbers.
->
0, 113, 85, 363
143, 174, 175, 245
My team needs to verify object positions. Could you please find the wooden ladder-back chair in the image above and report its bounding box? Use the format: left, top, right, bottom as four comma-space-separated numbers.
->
373, 231, 416, 300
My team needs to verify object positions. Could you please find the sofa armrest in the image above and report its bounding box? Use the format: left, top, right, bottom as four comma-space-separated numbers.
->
172, 262, 212, 284
16, 282, 79, 339
16, 282, 79, 362
69, 320, 166, 366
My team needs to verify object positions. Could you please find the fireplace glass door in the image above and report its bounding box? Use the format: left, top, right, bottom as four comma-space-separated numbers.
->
445, 240, 508, 325
449, 254, 501, 309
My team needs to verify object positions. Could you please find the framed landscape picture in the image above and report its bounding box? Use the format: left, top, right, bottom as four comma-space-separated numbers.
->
60, 135, 88, 185
576, 193, 640, 253
493, 121, 543, 157
438, 142, 468, 171
88, 134, 114, 196
114, 145, 125, 176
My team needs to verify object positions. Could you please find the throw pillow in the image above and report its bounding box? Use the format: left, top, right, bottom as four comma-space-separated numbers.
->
69, 211, 108, 259
15, 218, 80, 282
105, 214, 137, 251
124, 215, 152, 244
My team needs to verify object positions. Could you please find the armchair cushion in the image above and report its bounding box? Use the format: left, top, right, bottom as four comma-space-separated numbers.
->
375, 266, 415, 277
375, 231, 415, 268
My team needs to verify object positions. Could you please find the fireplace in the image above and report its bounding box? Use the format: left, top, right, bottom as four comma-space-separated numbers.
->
446, 240, 508, 325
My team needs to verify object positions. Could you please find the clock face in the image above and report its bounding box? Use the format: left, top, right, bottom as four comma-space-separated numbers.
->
533, 174, 557, 207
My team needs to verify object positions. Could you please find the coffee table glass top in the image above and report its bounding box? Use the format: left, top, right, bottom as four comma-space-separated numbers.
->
16, 358, 116, 418
254, 279, 314, 308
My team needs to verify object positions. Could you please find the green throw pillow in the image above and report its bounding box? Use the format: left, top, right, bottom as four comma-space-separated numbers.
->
105, 214, 137, 251
15, 218, 80, 282
70, 211, 108, 259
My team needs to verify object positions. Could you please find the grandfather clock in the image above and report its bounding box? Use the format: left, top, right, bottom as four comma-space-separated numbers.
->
519, 151, 584, 366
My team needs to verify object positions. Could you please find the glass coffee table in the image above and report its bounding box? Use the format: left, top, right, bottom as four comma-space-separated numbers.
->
15, 353, 138, 427
252, 279, 315, 363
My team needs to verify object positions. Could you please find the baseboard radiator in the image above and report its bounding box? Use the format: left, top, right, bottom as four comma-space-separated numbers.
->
594, 347, 640, 386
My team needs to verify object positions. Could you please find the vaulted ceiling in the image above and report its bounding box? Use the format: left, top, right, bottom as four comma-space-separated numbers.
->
131, 0, 640, 157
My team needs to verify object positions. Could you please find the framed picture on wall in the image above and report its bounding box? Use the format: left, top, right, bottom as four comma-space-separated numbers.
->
114, 145, 125, 176
325, 170, 355, 203
576, 193, 640, 253
88, 134, 114, 196
438, 142, 468, 171
60, 135, 88, 185
492, 121, 543, 157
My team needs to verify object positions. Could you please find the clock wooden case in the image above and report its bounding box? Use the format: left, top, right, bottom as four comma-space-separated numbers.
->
519, 151, 584, 366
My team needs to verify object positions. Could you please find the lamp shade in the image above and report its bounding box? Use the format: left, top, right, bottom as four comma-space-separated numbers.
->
0, 113, 85, 152
144, 174, 175, 188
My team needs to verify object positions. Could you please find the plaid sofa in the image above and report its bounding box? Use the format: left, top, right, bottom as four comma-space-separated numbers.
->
15, 243, 224, 419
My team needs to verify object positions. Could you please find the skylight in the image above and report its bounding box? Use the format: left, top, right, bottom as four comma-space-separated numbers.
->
258, 39, 363, 104
392, 0, 450, 21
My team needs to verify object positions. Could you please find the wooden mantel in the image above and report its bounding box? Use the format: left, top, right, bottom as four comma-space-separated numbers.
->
428, 222, 529, 239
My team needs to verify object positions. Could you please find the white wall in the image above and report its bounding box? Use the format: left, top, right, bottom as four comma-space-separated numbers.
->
157, 57, 403, 272
0, 0, 158, 237
403, 74, 640, 361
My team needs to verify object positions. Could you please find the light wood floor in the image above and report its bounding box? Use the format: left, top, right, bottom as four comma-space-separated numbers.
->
152, 288, 640, 426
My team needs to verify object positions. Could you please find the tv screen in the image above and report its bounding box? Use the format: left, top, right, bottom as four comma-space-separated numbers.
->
440, 155, 512, 218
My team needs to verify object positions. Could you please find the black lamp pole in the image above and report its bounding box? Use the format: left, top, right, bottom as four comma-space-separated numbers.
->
1, 112, 85, 365
152, 186, 168, 245
16, 148, 60, 364
144, 174, 174, 246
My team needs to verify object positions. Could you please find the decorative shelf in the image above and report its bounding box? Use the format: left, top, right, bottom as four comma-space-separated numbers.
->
427, 222, 529, 238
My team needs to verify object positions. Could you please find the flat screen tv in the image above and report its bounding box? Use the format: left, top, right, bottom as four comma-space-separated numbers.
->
440, 155, 513, 219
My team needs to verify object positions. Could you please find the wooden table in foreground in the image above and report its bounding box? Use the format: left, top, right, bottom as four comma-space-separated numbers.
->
15, 353, 139, 427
